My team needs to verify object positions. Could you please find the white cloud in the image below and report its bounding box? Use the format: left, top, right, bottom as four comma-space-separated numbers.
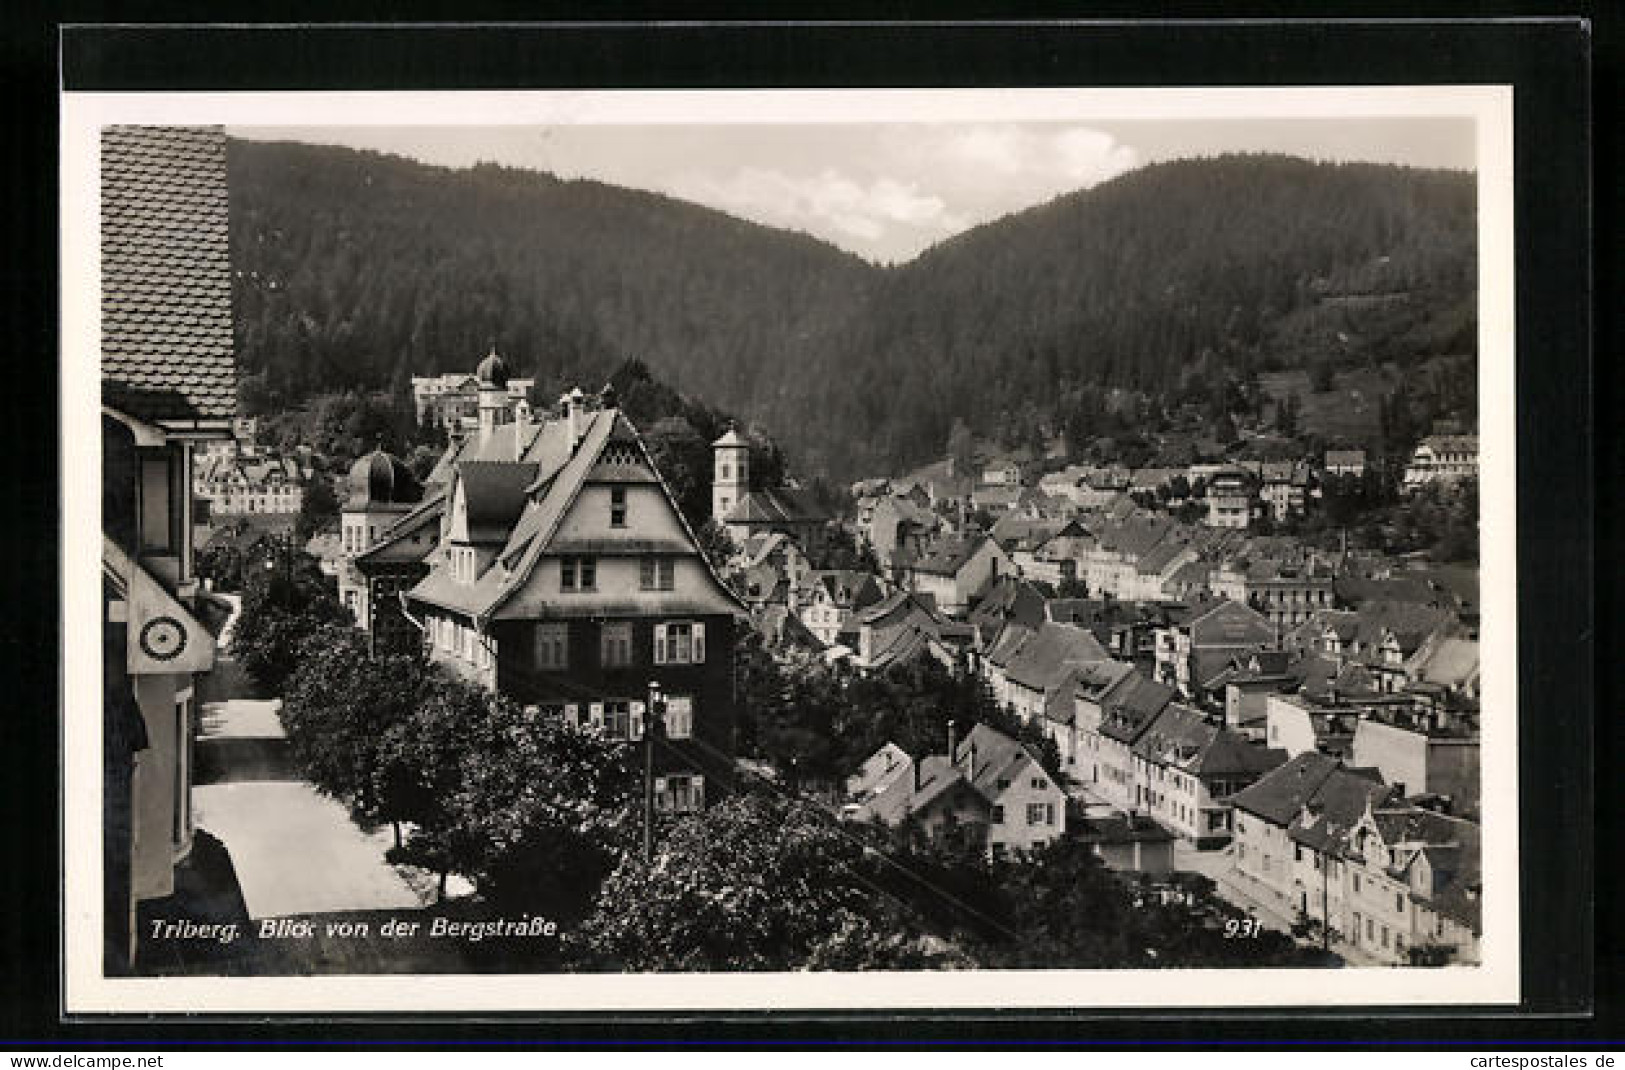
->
670, 166, 964, 255
667, 124, 1139, 261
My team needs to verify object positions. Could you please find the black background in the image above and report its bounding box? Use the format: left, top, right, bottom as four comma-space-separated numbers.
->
4, 10, 1604, 1048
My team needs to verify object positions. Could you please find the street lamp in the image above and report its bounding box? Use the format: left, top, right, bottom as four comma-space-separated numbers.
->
643, 678, 666, 862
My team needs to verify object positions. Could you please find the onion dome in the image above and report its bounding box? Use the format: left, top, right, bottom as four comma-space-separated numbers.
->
346, 448, 422, 510
475, 347, 510, 390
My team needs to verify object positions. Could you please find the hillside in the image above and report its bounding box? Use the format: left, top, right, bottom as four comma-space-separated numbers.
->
227, 138, 876, 419
227, 142, 1476, 480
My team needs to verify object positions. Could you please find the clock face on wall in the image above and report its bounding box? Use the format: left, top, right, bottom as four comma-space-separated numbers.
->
139, 615, 187, 662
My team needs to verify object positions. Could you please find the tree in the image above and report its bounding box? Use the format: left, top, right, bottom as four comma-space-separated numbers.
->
570, 791, 920, 971
437, 699, 638, 920
640, 416, 712, 531
279, 625, 428, 830
229, 539, 349, 694
696, 519, 738, 577
295, 475, 341, 541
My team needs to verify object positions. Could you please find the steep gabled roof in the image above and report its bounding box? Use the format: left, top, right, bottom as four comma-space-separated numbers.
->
1003, 622, 1109, 691
458, 461, 539, 543
102, 125, 235, 426
910, 535, 996, 578
1097, 672, 1175, 745
407, 408, 745, 623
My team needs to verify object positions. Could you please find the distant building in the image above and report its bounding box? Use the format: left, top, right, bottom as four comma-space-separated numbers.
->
1205, 467, 1257, 529
711, 425, 831, 554
337, 449, 422, 629
412, 367, 534, 433
796, 569, 885, 648
1152, 598, 1275, 699
194, 454, 306, 518
1259, 462, 1310, 523
1324, 449, 1367, 478
1210, 557, 1335, 631
1403, 434, 1479, 489
901, 535, 1012, 617
845, 724, 1067, 859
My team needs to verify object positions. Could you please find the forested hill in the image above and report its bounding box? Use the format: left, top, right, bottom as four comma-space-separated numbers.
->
779, 155, 1476, 475
229, 141, 1476, 480
227, 138, 876, 416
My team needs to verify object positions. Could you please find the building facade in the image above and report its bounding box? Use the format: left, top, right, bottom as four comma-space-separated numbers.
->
405, 371, 748, 811
100, 125, 236, 972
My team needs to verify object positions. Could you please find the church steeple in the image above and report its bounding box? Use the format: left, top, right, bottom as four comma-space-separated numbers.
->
711, 422, 749, 522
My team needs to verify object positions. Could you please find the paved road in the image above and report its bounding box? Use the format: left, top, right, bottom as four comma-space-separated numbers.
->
191, 595, 425, 921
193, 780, 422, 919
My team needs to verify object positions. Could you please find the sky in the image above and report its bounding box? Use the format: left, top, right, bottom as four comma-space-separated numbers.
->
231, 117, 1475, 264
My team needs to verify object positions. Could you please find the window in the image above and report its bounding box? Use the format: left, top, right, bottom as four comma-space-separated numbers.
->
654, 621, 706, 665
656, 774, 705, 814
991, 805, 1004, 825
610, 486, 627, 527
663, 695, 694, 739
640, 557, 676, 591
996, 778, 1011, 791
1366, 918, 1375, 941
1031, 777, 1047, 791
600, 700, 632, 740
1353, 874, 1362, 894
1395, 893, 1405, 913
535, 623, 568, 670
561, 556, 597, 591
600, 622, 632, 667
1026, 803, 1053, 826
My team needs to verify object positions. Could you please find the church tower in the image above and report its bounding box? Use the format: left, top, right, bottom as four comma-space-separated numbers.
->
712, 423, 750, 522
475, 348, 512, 445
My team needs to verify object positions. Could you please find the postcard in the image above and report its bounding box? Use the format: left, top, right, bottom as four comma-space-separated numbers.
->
63, 82, 1517, 1014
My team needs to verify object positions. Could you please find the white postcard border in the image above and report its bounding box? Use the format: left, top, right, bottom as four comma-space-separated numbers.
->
61, 85, 1518, 1014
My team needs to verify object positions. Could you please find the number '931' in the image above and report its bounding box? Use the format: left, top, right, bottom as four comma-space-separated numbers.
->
1224, 918, 1264, 939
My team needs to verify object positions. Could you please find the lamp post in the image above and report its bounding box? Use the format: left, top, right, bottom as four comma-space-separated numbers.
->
643, 679, 665, 863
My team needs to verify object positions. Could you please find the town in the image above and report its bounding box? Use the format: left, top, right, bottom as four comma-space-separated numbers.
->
101, 125, 1482, 977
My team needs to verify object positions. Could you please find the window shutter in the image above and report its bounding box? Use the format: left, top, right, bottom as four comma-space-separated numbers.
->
654, 623, 667, 665
563, 703, 580, 728
693, 776, 706, 810
693, 622, 706, 664
588, 702, 604, 730
654, 776, 669, 813
666, 696, 693, 739
630, 700, 646, 741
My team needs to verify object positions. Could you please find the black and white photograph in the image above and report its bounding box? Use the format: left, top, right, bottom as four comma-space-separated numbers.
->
63, 82, 1520, 1014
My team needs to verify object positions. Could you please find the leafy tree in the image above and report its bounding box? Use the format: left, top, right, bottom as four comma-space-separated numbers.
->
279, 625, 428, 831
640, 416, 712, 531
438, 699, 637, 920
570, 791, 921, 971
294, 475, 341, 541
228, 538, 349, 694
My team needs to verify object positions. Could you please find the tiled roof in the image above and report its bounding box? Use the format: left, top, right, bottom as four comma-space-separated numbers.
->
723, 487, 829, 525
1003, 622, 1109, 691
458, 461, 539, 543
1098, 673, 1175, 745
911, 535, 993, 578
102, 126, 236, 424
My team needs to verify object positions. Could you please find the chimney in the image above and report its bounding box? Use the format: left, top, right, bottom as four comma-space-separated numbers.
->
566, 387, 588, 452
913, 755, 922, 793
947, 720, 958, 763
512, 399, 532, 461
